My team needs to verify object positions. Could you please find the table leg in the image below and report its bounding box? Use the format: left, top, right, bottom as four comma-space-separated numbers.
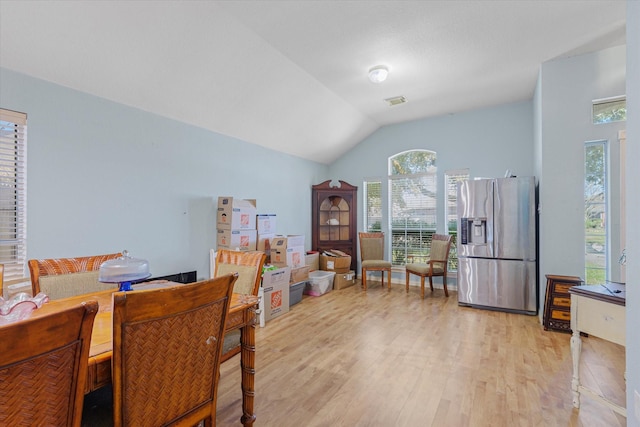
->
570, 328, 582, 408
240, 307, 257, 426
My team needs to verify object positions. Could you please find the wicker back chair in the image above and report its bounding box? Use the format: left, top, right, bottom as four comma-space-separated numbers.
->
405, 234, 453, 298
112, 274, 237, 427
0, 301, 98, 427
213, 249, 266, 362
28, 253, 122, 299
358, 232, 392, 291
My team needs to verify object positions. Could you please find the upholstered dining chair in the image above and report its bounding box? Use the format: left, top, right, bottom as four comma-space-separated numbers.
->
358, 232, 392, 291
405, 234, 453, 298
111, 274, 237, 427
28, 252, 122, 300
0, 300, 98, 427
213, 249, 266, 363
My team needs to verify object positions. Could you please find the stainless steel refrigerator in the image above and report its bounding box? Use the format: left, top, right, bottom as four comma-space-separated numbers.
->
456, 177, 537, 315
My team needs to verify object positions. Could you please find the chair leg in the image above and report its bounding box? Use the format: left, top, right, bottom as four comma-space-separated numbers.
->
362, 268, 367, 290
387, 269, 391, 290
420, 276, 425, 299
443, 273, 449, 297
380, 271, 384, 289
405, 271, 410, 293
428, 275, 434, 292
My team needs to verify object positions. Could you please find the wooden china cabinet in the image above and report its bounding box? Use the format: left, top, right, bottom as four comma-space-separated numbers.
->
311, 180, 358, 274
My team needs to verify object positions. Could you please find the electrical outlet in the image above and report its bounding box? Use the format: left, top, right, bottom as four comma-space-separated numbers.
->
635, 389, 640, 421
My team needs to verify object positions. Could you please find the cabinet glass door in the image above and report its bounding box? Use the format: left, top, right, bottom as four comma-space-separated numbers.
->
319, 196, 350, 241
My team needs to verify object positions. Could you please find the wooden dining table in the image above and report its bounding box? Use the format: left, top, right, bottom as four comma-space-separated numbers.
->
31, 280, 259, 426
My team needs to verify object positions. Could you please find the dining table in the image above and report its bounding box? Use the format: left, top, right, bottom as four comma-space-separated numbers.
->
30, 280, 259, 427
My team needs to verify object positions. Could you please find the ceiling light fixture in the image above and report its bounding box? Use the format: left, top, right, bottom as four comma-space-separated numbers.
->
368, 65, 389, 83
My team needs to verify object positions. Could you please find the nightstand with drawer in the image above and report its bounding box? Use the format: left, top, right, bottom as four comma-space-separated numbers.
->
543, 274, 583, 332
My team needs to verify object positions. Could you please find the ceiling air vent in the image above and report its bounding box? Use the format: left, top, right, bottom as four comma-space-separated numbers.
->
384, 96, 406, 106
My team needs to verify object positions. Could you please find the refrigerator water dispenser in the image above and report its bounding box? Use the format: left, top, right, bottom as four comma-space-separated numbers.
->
460, 217, 487, 245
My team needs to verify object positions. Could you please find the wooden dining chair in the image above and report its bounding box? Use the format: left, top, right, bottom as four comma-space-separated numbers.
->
28, 252, 122, 299
111, 273, 238, 427
358, 232, 392, 291
405, 234, 453, 298
213, 249, 266, 363
0, 300, 99, 427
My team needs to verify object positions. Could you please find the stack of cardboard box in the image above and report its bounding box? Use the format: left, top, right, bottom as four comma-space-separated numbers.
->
216, 197, 257, 251
319, 249, 355, 290
269, 234, 310, 308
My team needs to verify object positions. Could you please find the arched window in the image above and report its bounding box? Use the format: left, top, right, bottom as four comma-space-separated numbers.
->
388, 150, 437, 265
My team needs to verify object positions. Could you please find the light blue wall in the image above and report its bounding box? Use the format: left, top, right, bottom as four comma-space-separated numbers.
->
0, 68, 328, 280
625, 0, 639, 422
330, 100, 534, 286
537, 40, 637, 419
538, 45, 626, 298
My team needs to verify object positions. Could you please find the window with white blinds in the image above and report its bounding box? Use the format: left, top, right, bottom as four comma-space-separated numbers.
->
389, 150, 437, 266
444, 169, 469, 272
0, 109, 27, 282
364, 180, 382, 232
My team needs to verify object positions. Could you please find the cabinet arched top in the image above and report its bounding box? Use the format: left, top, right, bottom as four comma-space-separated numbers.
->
312, 180, 358, 192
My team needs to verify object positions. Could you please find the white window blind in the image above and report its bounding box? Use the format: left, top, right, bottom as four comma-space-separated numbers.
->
389, 173, 437, 266
0, 109, 27, 282
364, 180, 382, 232
444, 169, 469, 271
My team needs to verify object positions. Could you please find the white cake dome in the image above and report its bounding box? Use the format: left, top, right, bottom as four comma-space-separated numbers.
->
99, 250, 150, 283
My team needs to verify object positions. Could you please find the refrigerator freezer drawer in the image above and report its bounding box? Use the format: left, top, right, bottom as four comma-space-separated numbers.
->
457, 257, 537, 314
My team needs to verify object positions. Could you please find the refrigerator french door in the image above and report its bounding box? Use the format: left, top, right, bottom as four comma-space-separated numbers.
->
456, 177, 537, 314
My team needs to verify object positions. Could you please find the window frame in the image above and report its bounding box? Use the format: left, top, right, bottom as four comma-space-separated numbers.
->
584, 140, 608, 284
0, 108, 28, 282
363, 179, 383, 232
592, 95, 626, 124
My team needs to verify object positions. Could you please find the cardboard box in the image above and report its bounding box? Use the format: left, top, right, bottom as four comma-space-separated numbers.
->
305, 270, 335, 296
334, 270, 355, 290
262, 267, 291, 321
256, 214, 277, 234
271, 245, 305, 268
270, 236, 305, 267
257, 233, 276, 253
320, 253, 351, 273
290, 265, 310, 284
305, 252, 319, 271
217, 229, 257, 251
269, 237, 286, 265
287, 246, 305, 267
217, 197, 257, 230
285, 234, 305, 247
269, 235, 305, 249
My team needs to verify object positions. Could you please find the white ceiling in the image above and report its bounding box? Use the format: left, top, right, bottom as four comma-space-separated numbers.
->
0, 1, 627, 164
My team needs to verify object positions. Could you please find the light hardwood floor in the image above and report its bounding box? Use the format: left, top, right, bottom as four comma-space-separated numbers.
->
216, 280, 626, 427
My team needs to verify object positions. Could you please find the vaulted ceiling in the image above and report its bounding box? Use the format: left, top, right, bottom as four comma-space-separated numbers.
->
0, 1, 627, 164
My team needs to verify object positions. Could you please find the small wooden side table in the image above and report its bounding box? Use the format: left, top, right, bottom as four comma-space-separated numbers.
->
543, 274, 583, 333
